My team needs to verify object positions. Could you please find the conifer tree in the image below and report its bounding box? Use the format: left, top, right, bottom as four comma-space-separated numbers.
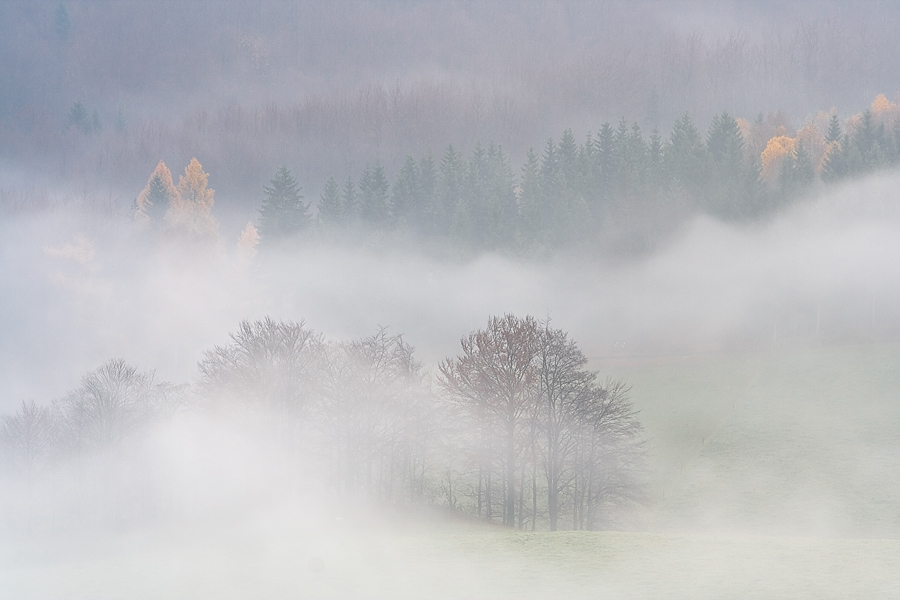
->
391, 156, 419, 226
317, 176, 343, 227
434, 146, 465, 237
486, 143, 518, 248
136, 161, 178, 227
415, 153, 437, 234
518, 148, 542, 245
463, 142, 491, 245
170, 158, 218, 239
341, 176, 359, 222
258, 165, 309, 242
705, 112, 748, 219
780, 138, 815, 197
666, 112, 706, 200
359, 163, 389, 224
826, 114, 843, 144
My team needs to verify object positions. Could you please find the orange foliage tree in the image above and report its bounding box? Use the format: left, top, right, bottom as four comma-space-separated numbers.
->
760, 135, 796, 183
169, 158, 218, 240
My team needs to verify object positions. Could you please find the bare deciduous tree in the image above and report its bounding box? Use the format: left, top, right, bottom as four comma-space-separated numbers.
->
1, 400, 56, 477
440, 314, 540, 526
199, 317, 325, 425
55, 359, 157, 450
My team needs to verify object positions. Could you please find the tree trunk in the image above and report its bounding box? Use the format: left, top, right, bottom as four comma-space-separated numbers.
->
506, 419, 516, 527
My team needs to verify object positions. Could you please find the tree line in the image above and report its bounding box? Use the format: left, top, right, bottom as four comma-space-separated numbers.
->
168, 94, 898, 256
129, 95, 900, 256
1, 316, 644, 532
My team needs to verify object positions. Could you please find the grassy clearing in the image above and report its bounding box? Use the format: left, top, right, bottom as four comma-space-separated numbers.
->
2, 520, 897, 599
599, 343, 900, 537
2, 343, 898, 599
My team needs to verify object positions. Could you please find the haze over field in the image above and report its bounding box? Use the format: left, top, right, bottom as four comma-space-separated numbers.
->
1, 1, 900, 599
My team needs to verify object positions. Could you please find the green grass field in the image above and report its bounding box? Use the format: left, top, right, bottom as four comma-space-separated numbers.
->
2, 343, 898, 599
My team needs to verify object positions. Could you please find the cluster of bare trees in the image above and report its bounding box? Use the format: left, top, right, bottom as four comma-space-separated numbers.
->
1, 360, 187, 478
440, 315, 644, 530
2, 316, 643, 531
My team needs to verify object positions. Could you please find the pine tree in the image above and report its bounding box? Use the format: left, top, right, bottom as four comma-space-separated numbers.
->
463, 142, 491, 245
414, 153, 437, 234
391, 156, 419, 226
54, 2, 71, 41
341, 176, 359, 222
518, 148, 542, 245
666, 112, 706, 200
705, 112, 748, 219
359, 163, 390, 224
826, 114, 842, 144
258, 165, 309, 242
486, 143, 518, 249
433, 146, 465, 237
317, 176, 343, 227
775, 138, 815, 200
136, 161, 178, 227
592, 122, 616, 221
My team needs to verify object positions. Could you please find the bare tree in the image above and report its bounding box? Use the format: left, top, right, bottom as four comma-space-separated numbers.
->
55, 359, 157, 450
317, 327, 433, 503
535, 323, 596, 530
571, 379, 646, 530
440, 314, 540, 526
1, 400, 56, 478
198, 317, 325, 443
440, 314, 645, 530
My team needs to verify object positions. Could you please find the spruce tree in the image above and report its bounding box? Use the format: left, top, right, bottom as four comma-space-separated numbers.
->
359, 163, 389, 224
317, 176, 343, 227
341, 176, 359, 221
705, 112, 747, 219
259, 166, 309, 242
518, 148, 542, 245
391, 156, 419, 226
826, 114, 842, 144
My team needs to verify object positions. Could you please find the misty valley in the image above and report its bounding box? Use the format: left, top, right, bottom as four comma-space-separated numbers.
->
2, 2, 900, 599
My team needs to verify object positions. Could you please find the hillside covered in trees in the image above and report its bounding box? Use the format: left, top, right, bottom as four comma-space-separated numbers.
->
133, 95, 900, 256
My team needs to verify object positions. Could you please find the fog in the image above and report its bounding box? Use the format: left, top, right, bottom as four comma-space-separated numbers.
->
3, 171, 899, 405
3, 1, 900, 598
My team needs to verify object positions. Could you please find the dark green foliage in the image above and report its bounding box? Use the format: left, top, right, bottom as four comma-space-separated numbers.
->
779, 139, 815, 198
68, 101, 89, 133
259, 166, 309, 242
821, 138, 847, 183
391, 156, 419, 227
359, 163, 389, 224
826, 114, 842, 144
518, 148, 542, 244
313, 104, 895, 256
341, 176, 359, 221
666, 112, 706, 200
433, 146, 465, 237
54, 2, 70, 41
705, 112, 750, 219
145, 174, 170, 224
317, 176, 342, 227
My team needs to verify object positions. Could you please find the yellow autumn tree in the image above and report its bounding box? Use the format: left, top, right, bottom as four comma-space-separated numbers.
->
760, 135, 796, 183
872, 94, 891, 113
237, 221, 260, 265
135, 161, 178, 227
871, 93, 900, 128
169, 158, 218, 239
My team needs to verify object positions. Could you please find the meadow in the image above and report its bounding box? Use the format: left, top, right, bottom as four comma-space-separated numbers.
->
2, 343, 897, 599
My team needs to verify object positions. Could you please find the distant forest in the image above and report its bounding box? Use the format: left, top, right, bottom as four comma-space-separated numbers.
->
135, 95, 900, 256
3, 1, 900, 219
